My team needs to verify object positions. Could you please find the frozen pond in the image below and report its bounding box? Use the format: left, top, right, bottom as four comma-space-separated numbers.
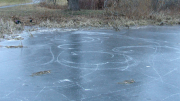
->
0, 26, 180, 101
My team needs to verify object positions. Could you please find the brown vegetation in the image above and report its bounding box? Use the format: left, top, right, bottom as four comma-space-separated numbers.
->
39, 2, 67, 9
0, 19, 24, 38
0, 0, 180, 38
79, 0, 104, 10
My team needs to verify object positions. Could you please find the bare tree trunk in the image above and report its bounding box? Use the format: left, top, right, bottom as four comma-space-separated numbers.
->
151, 0, 159, 12
53, 0, 56, 5
104, 0, 109, 8
68, 0, 80, 11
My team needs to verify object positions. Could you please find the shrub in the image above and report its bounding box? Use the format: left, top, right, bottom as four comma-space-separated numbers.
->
39, 2, 67, 9
104, 0, 180, 19
79, 0, 104, 10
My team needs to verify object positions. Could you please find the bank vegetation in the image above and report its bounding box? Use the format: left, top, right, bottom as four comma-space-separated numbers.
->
0, 0, 180, 38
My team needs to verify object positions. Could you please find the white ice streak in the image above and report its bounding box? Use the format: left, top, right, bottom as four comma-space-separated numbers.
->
162, 93, 180, 101
57, 44, 76, 49
35, 87, 46, 99
58, 79, 71, 83
76, 82, 92, 91
72, 31, 110, 35
36, 28, 78, 33
41, 47, 55, 65
148, 44, 164, 83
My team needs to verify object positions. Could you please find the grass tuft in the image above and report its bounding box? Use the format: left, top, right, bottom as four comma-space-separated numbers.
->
0, 19, 24, 38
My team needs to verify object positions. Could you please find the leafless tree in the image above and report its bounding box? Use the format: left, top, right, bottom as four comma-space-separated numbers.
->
68, 0, 80, 11
151, 0, 159, 11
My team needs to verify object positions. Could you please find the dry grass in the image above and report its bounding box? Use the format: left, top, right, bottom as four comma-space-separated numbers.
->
150, 12, 180, 25
39, 17, 104, 28
0, 0, 180, 36
105, 0, 180, 19
5, 41, 24, 48
0, 19, 24, 38
104, 0, 152, 19
5, 45, 24, 48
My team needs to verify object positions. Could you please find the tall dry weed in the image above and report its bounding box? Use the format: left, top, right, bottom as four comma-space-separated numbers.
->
104, 0, 152, 19
104, 0, 180, 19
0, 19, 24, 38
39, 17, 104, 28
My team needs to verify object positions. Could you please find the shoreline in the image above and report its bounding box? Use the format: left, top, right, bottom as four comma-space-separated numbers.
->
0, 23, 179, 42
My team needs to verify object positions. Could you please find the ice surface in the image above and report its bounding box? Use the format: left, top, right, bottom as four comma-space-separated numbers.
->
0, 26, 180, 101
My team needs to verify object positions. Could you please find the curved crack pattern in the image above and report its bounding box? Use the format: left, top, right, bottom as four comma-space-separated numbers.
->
0, 27, 180, 101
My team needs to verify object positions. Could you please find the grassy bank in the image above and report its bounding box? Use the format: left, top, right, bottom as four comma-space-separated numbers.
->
0, 0, 180, 39
0, 0, 32, 7
1, 4, 179, 26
